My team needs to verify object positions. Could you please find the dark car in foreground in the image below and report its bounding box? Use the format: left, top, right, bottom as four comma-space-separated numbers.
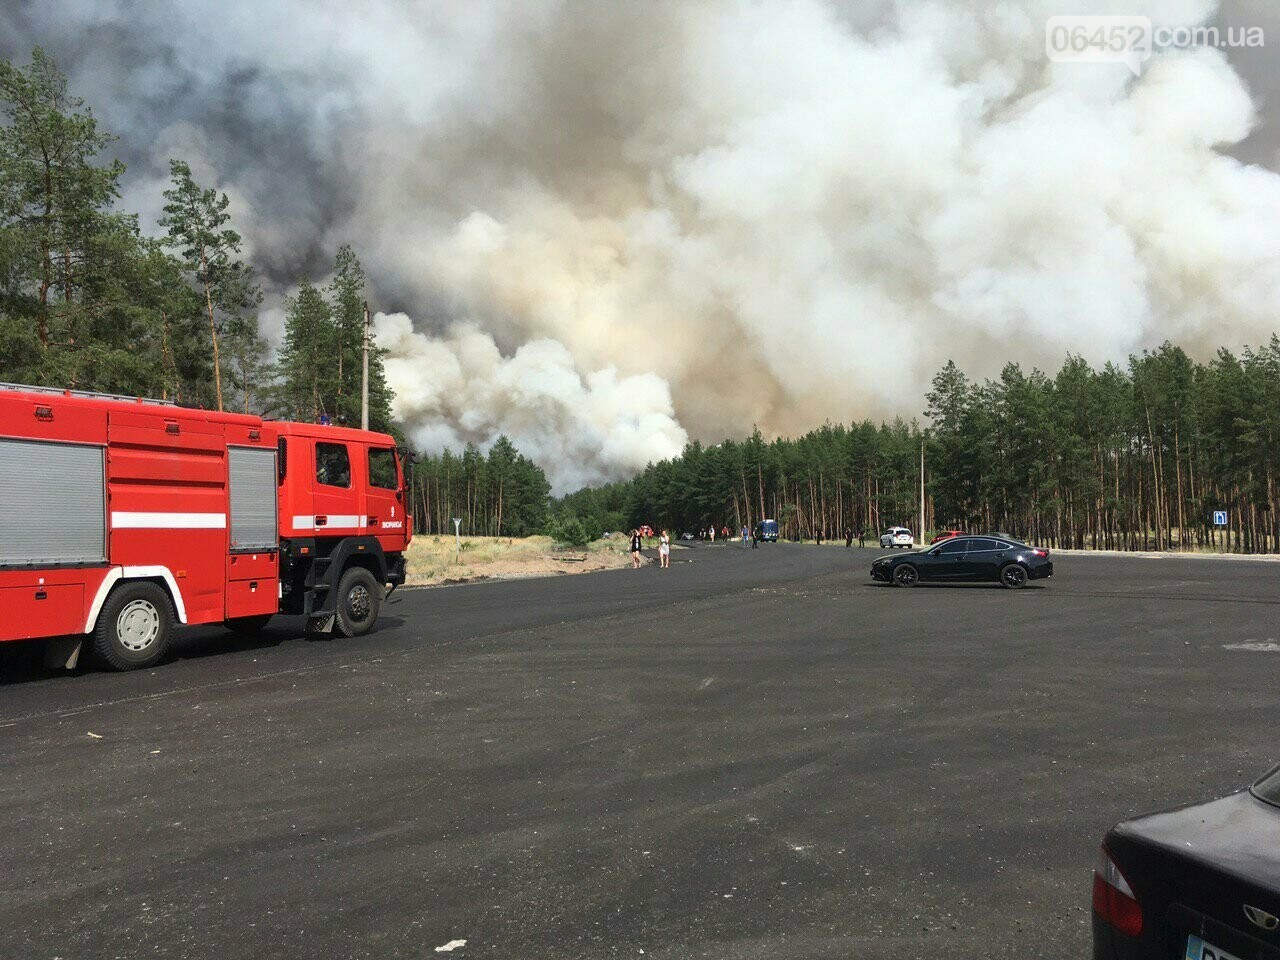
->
1094, 766, 1280, 960
869, 535, 1052, 588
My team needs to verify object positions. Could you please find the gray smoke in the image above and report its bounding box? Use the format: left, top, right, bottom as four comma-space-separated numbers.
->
5, 0, 1280, 491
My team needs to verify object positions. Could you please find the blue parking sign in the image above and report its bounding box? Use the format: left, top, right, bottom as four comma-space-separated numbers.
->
1213, 510, 1228, 526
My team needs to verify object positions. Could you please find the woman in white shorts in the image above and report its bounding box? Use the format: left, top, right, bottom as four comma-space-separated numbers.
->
659, 530, 671, 569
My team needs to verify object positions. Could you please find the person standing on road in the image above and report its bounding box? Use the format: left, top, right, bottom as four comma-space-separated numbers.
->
659, 529, 671, 569
751, 526, 759, 549
844, 527, 853, 548
857, 527, 865, 548
630, 529, 643, 569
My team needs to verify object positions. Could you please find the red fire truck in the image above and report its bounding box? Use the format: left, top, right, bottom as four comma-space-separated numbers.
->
0, 383, 411, 671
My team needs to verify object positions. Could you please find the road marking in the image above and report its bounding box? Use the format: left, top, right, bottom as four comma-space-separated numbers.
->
1223, 641, 1280, 652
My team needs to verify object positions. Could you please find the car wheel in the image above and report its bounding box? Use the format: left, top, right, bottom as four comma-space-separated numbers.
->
893, 564, 919, 587
1000, 563, 1028, 589
92, 581, 174, 671
335, 566, 382, 637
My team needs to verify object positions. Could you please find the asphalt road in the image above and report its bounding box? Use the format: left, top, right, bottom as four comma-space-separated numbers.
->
3, 543, 1279, 959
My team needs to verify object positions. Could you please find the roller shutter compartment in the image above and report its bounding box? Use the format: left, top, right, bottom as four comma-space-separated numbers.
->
228, 446, 278, 551
0, 438, 105, 565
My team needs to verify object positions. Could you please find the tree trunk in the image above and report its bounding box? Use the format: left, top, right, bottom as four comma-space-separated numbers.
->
199, 245, 224, 411
160, 311, 178, 401
36, 155, 53, 348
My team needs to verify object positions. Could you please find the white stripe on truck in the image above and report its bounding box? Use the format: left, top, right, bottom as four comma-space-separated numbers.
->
290, 515, 363, 530
112, 512, 227, 529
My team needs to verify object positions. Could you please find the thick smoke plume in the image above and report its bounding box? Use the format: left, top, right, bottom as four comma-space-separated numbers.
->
376, 313, 687, 489
6, 0, 1280, 491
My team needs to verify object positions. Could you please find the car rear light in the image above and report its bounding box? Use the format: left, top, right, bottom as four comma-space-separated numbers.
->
1093, 845, 1143, 937
1034, 549, 1049, 557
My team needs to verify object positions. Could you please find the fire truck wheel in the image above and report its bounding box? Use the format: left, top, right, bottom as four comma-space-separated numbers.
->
92, 582, 173, 670
225, 615, 274, 635
335, 566, 382, 638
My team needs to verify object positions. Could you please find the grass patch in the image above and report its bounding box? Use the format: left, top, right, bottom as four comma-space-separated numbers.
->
404, 535, 632, 585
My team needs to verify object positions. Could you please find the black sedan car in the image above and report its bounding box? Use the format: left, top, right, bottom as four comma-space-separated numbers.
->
1094, 766, 1280, 959
869, 535, 1052, 588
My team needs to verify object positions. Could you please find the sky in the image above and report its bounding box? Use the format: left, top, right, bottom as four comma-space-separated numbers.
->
3, 0, 1279, 491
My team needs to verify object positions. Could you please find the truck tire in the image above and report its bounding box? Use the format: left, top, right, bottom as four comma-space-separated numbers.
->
226, 614, 273, 635
92, 581, 174, 671
335, 567, 381, 638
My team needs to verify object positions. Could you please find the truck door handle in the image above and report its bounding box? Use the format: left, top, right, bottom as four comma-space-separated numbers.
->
315, 515, 328, 527
368, 516, 379, 526
35, 590, 47, 600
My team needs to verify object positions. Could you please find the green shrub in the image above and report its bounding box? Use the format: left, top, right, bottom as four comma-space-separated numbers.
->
547, 515, 591, 547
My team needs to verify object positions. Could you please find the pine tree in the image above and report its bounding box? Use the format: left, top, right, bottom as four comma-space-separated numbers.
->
273, 280, 333, 422
326, 245, 392, 431
487, 435, 519, 535
224, 315, 271, 414
0, 47, 125, 384
159, 159, 261, 411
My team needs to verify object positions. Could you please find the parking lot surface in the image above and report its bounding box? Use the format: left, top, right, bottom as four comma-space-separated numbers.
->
2, 544, 1278, 959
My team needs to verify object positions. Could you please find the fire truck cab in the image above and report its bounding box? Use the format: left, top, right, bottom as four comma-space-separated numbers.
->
0, 384, 411, 671
273, 420, 409, 628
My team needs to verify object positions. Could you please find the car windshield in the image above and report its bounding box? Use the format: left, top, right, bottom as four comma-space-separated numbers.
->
1251, 766, 1280, 808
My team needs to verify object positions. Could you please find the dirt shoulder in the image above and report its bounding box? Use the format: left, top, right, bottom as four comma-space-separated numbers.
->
404, 534, 638, 586
1050, 547, 1280, 562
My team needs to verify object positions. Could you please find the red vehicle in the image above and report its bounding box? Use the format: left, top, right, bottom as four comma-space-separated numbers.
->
0, 384, 411, 671
930, 529, 966, 545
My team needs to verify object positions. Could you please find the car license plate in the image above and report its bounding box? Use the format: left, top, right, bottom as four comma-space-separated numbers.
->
1186, 934, 1242, 960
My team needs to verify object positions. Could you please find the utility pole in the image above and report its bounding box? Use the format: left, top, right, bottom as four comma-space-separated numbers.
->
361, 300, 371, 431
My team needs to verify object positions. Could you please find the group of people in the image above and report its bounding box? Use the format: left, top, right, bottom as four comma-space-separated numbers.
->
843, 527, 867, 547
690, 527, 729, 541
628, 523, 870, 570
797, 527, 867, 547
630, 529, 671, 569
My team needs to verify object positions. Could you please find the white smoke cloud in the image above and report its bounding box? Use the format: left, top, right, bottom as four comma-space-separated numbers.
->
9, 0, 1280, 487
375, 313, 687, 492
351, 0, 1280, 447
